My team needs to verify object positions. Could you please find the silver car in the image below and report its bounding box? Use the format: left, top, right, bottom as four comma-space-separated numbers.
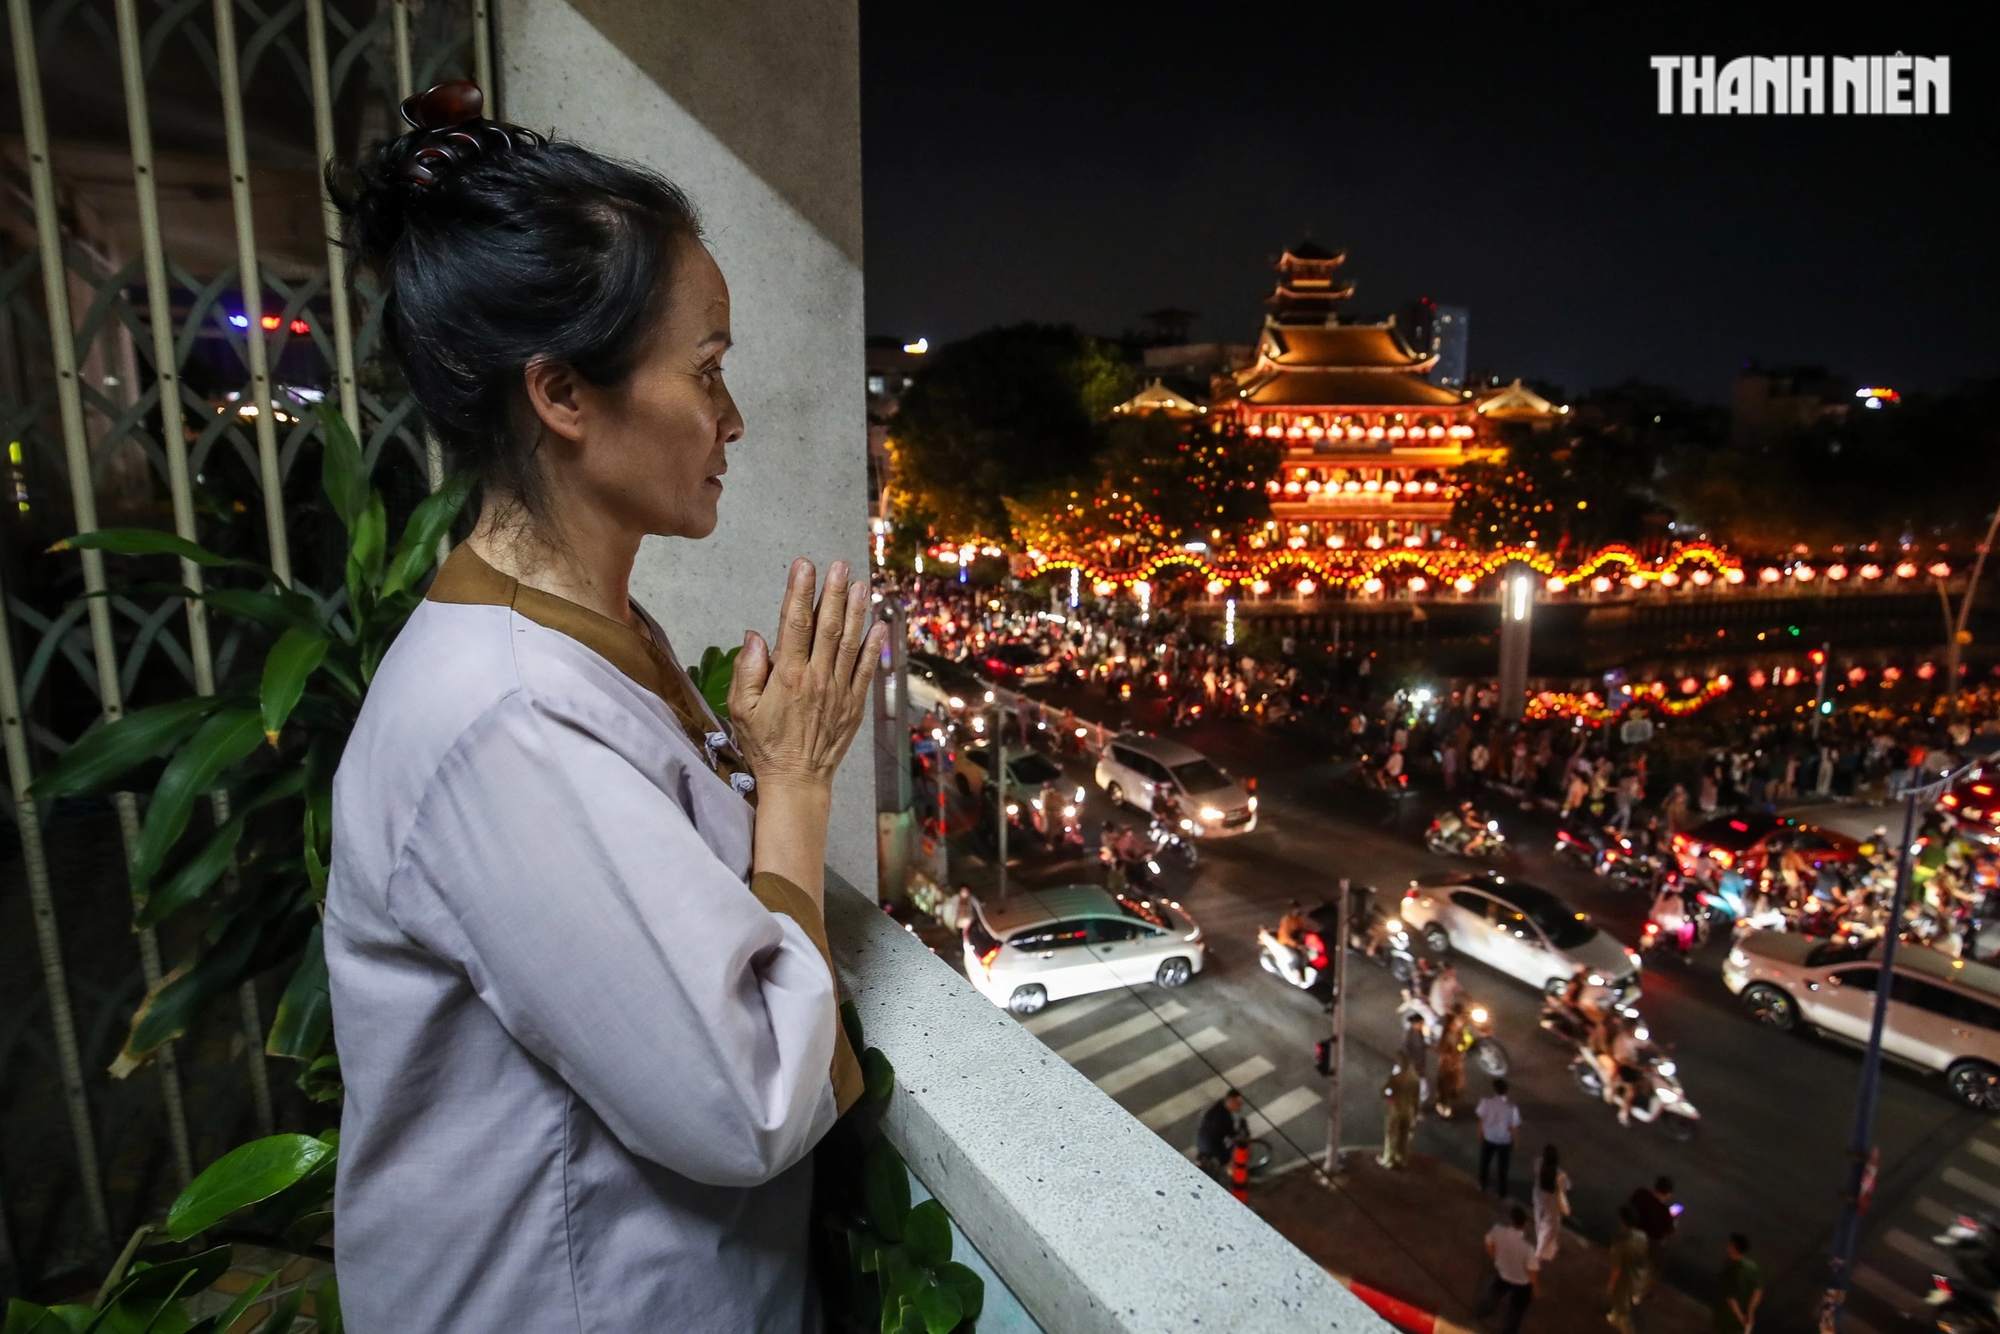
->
1094, 734, 1257, 837
1399, 875, 1641, 1003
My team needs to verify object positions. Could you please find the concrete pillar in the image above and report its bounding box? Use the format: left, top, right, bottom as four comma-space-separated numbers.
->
496, 0, 874, 887
1497, 561, 1533, 721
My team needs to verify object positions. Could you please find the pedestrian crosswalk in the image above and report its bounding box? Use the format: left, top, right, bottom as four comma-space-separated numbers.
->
1849, 1120, 2000, 1328
1015, 988, 1328, 1168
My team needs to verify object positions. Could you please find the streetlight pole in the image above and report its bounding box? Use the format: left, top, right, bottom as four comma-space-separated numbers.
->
995, 698, 1009, 901
1940, 504, 2000, 718
1322, 877, 1351, 1176
1819, 755, 1980, 1331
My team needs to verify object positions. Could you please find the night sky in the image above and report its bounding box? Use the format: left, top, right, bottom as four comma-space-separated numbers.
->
860, 8, 1997, 403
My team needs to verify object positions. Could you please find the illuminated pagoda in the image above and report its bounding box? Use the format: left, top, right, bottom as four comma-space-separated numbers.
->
1214, 242, 1493, 551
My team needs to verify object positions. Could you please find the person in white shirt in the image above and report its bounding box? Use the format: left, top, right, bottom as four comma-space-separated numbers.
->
1476, 1078, 1521, 1196
1476, 1204, 1540, 1334
1531, 1144, 1571, 1262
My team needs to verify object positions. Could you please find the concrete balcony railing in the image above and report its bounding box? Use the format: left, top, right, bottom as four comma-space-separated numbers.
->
824, 875, 1391, 1333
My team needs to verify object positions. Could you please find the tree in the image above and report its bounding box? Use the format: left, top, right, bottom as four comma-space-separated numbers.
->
885, 324, 1134, 542
1006, 415, 1277, 566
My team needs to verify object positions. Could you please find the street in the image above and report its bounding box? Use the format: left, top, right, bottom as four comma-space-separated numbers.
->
933, 696, 1995, 1333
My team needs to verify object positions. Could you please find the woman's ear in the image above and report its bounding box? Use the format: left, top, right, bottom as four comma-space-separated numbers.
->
523, 356, 587, 447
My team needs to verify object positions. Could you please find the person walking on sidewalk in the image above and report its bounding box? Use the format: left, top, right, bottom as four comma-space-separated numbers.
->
1531, 1144, 1570, 1263
1606, 1204, 1649, 1333
1475, 1204, 1540, 1334
1380, 1060, 1421, 1170
1629, 1176, 1678, 1294
1476, 1078, 1521, 1196
1713, 1234, 1761, 1334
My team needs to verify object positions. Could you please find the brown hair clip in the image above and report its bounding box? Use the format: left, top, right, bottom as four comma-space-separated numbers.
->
398, 80, 544, 188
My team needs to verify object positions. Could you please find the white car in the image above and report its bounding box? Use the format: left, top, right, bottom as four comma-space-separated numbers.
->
1399, 875, 1640, 1004
1723, 931, 2000, 1109
1094, 734, 1256, 838
963, 885, 1204, 1015
907, 652, 990, 719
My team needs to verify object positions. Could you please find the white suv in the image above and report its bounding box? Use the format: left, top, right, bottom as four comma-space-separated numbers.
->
1724, 932, 2000, 1109
1094, 735, 1256, 838
963, 885, 1205, 1015
1399, 875, 1641, 1004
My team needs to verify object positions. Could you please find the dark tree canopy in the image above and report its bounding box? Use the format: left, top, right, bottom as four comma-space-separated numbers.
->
886, 324, 1134, 540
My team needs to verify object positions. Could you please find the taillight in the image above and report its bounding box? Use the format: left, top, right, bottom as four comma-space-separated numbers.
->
1305, 932, 1327, 969
1712, 848, 1733, 869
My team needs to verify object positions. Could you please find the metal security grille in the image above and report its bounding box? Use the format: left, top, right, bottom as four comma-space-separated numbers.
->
0, 0, 483, 1279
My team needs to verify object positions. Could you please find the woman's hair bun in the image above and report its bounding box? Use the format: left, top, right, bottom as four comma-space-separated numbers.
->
333, 80, 545, 273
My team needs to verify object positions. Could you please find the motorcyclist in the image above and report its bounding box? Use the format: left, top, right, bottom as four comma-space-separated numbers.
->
1607, 1017, 1651, 1128
1648, 878, 1692, 954
1262, 901, 1312, 986
1428, 962, 1464, 1025
1432, 802, 1466, 848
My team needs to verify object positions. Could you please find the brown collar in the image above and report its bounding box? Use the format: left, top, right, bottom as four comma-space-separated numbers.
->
427, 545, 754, 801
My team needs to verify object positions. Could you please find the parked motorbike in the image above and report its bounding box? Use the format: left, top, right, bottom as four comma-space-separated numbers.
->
1424, 809, 1508, 861
1397, 993, 1510, 1078
1564, 1031, 1699, 1140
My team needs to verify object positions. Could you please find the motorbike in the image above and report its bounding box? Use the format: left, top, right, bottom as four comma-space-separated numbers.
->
1397, 993, 1510, 1078
1424, 811, 1508, 861
1148, 815, 1200, 869
1025, 783, 1089, 851
1934, 1212, 2000, 1288
1553, 815, 1651, 886
1564, 1032, 1699, 1141
1258, 925, 1336, 1003
1926, 1272, 2000, 1334
1639, 880, 1709, 961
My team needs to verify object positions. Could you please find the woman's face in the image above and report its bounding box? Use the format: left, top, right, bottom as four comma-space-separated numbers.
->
545, 235, 744, 542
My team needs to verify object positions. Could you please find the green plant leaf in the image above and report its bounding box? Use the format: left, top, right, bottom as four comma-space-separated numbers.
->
136, 815, 243, 928
903, 1199, 951, 1268
862, 1136, 910, 1242
381, 471, 475, 598
27, 697, 228, 801
266, 925, 330, 1060
98, 1245, 231, 1311
200, 588, 320, 636
298, 1051, 343, 1103
52, 529, 231, 569
164, 1136, 333, 1240
911, 1275, 962, 1334
841, 998, 865, 1051
251, 1289, 302, 1334
129, 708, 265, 894
259, 628, 330, 744
312, 1279, 340, 1334
318, 407, 369, 531
691, 644, 741, 715
125, 895, 303, 1061
934, 1261, 984, 1322
346, 493, 387, 601
4, 1301, 95, 1334
187, 1274, 272, 1334
862, 1047, 895, 1103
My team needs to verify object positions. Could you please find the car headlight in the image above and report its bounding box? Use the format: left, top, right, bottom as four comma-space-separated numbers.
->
1062, 805, 1076, 817
1727, 948, 1748, 968
1588, 974, 1605, 986
1031, 796, 1043, 810
1656, 1060, 1675, 1077
1180, 818, 1195, 832
984, 690, 995, 703
1005, 803, 1019, 816
1470, 1006, 1489, 1024
949, 696, 964, 708
1248, 796, 1258, 811
1200, 806, 1225, 822
1635, 1025, 1650, 1041
1075, 786, 1086, 803
1487, 820, 1499, 831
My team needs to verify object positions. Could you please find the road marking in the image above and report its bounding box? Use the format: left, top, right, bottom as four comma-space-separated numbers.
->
1095, 1027, 1227, 1096
1021, 992, 1120, 1034
1884, 1227, 1950, 1270
1943, 1165, 2000, 1209
1053, 1001, 1191, 1062
1914, 1195, 1958, 1226
1246, 1087, 1324, 1137
1968, 1139, 2000, 1171
1139, 1056, 1276, 1130
1852, 1263, 1922, 1313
